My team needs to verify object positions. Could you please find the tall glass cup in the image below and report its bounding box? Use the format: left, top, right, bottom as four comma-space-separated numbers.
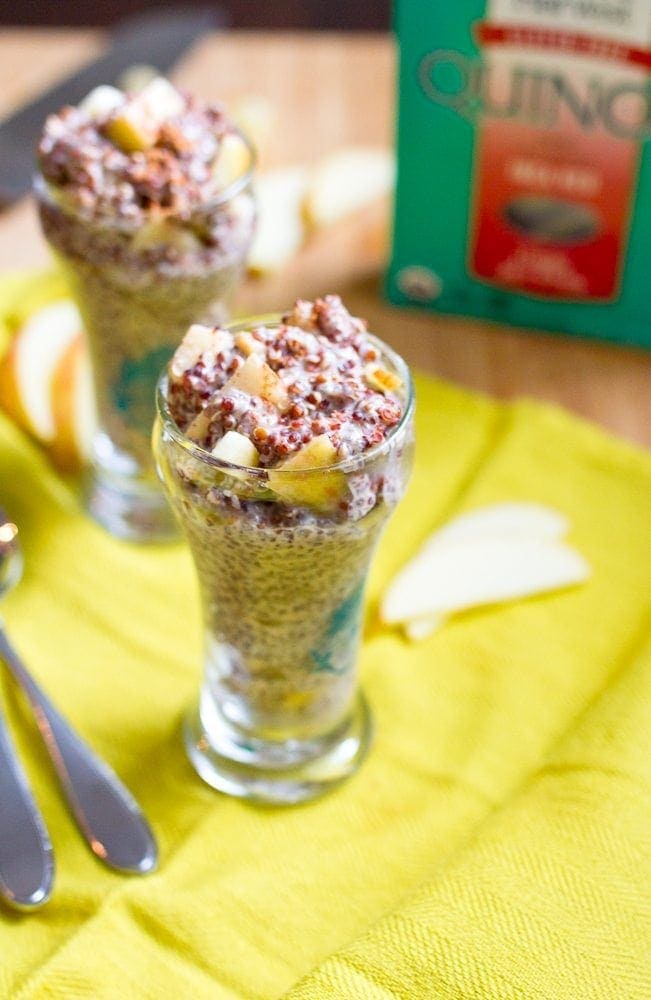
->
35, 134, 255, 542
153, 317, 414, 804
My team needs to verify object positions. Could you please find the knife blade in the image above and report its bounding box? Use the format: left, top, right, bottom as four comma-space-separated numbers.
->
0, 6, 225, 207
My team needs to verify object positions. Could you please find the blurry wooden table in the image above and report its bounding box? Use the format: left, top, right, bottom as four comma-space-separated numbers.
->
1, 29, 650, 446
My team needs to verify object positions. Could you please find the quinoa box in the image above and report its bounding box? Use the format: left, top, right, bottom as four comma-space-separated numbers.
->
387, 0, 651, 349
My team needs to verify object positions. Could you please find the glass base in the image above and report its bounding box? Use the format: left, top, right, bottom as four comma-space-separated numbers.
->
83, 465, 178, 543
184, 692, 372, 805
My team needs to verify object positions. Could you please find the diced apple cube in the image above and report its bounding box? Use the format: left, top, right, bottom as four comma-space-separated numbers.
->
78, 85, 124, 121
212, 430, 259, 468
235, 331, 265, 357
137, 76, 185, 121
268, 434, 345, 509
364, 364, 403, 394
106, 105, 157, 153
223, 353, 289, 411
170, 324, 234, 380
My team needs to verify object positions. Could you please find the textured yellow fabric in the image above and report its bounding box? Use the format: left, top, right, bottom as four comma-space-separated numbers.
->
0, 272, 649, 1000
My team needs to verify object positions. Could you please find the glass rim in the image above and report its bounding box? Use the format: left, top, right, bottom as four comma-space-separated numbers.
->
33, 125, 256, 227
155, 313, 415, 479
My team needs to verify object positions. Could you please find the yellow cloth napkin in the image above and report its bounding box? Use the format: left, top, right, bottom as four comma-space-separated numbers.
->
0, 272, 649, 999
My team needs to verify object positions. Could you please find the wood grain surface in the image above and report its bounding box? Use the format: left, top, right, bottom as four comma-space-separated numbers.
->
1, 29, 650, 446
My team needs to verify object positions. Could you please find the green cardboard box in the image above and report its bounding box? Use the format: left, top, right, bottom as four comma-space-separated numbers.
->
388, 0, 651, 349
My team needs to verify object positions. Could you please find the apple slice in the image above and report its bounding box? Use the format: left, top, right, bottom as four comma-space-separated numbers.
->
426, 502, 569, 551
212, 131, 251, 191
212, 430, 259, 468
268, 434, 345, 509
403, 615, 444, 642
49, 332, 97, 472
303, 147, 395, 229
223, 353, 289, 412
0, 300, 82, 442
381, 537, 590, 625
248, 166, 309, 275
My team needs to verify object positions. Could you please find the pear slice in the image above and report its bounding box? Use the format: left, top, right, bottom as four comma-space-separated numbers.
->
212, 430, 259, 468
403, 615, 444, 642
303, 147, 395, 229
426, 502, 569, 551
49, 331, 97, 472
212, 131, 251, 191
223, 353, 289, 412
78, 85, 124, 121
381, 537, 589, 625
268, 434, 345, 509
0, 300, 82, 442
248, 166, 309, 275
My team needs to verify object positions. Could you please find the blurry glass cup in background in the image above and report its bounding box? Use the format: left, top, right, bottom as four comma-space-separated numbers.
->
153, 319, 415, 804
35, 131, 256, 542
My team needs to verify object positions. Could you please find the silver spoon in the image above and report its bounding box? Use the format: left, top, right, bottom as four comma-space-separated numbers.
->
0, 518, 53, 910
0, 507, 158, 876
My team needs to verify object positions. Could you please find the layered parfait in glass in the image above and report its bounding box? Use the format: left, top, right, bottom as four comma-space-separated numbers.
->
36, 77, 256, 540
154, 295, 414, 803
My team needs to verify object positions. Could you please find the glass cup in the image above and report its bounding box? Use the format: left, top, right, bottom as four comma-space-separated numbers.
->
35, 132, 256, 542
153, 316, 415, 804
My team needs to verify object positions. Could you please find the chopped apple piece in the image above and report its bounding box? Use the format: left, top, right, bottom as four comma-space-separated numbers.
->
137, 76, 185, 121
49, 332, 97, 472
303, 147, 395, 229
0, 300, 82, 442
235, 331, 265, 357
185, 407, 213, 444
248, 166, 309, 275
381, 537, 590, 625
170, 324, 233, 380
117, 63, 157, 95
212, 430, 259, 468
364, 365, 403, 394
223, 353, 289, 411
268, 434, 345, 509
105, 77, 184, 152
106, 104, 156, 153
212, 131, 251, 191
131, 219, 202, 255
78, 85, 124, 121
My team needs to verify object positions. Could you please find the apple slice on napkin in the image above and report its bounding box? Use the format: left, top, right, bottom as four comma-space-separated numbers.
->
0, 299, 96, 472
381, 503, 590, 638
303, 147, 395, 229
248, 167, 309, 276
0, 300, 81, 442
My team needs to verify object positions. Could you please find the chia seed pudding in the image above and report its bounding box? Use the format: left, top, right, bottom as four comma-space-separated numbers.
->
36, 77, 256, 497
154, 296, 414, 751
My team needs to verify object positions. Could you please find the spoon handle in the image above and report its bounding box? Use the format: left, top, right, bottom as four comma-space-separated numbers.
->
0, 628, 158, 875
0, 700, 54, 909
